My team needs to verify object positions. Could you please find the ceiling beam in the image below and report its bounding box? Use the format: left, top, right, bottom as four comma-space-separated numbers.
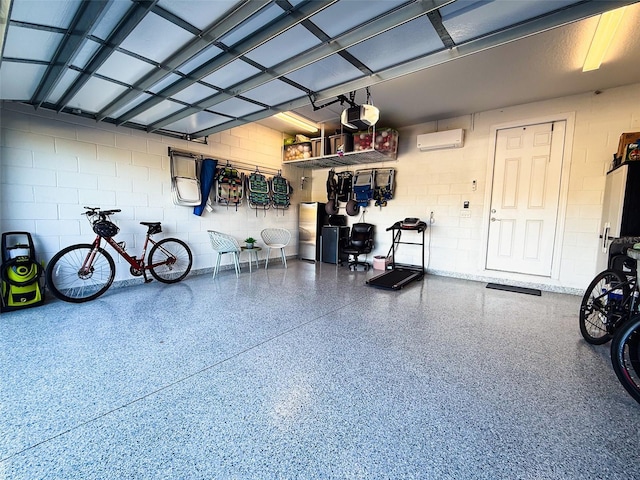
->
30, 0, 109, 108
427, 9, 455, 49
96, 0, 270, 121
54, 0, 159, 113
113, 0, 338, 126
146, 0, 453, 133
0, 0, 10, 65
189, 0, 637, 138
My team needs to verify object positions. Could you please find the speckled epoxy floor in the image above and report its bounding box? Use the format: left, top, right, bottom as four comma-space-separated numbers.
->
1, 260, 639, 479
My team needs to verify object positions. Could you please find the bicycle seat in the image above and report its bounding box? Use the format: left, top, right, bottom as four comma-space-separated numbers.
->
140, 222, 162, 235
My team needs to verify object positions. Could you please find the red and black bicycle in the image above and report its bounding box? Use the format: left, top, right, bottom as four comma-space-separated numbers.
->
46, 207, 192, 303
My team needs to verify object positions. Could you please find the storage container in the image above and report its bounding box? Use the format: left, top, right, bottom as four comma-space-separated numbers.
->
373, 255, 390, 270
625, 141, 640, 162
283, 141, 312, 161
353, 128, 399, 154
328, 133, 353, 155
310, 138, 328, 157
617, 132, 640, 159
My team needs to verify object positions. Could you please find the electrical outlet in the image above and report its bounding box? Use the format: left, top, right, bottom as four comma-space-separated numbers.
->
460, 210, 471, 218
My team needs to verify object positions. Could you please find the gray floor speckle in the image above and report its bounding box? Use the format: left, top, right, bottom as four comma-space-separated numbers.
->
1, 260, 639, 479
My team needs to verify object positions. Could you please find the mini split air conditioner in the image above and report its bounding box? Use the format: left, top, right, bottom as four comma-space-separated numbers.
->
417, 128, 464, 151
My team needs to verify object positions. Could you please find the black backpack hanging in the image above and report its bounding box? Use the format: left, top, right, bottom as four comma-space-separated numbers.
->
336, 171, 353, 202
325, 169, 339, 215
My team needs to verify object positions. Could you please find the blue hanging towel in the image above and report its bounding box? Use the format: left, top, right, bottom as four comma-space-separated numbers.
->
194, 158, 218, 216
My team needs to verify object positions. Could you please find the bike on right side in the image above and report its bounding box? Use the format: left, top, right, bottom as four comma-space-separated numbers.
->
580, 240, 640, 404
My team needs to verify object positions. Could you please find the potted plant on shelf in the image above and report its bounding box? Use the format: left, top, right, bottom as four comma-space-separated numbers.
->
244, 237, 257, 249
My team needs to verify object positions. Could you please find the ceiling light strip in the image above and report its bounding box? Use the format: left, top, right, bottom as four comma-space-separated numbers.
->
274, 112, 319, 133
582, 6, 627, 72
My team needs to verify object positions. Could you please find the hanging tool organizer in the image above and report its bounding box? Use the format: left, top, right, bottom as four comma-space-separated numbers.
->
168, 147, 292, 216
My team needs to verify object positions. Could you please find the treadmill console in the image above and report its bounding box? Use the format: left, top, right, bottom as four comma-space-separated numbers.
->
401, 217, 421, 228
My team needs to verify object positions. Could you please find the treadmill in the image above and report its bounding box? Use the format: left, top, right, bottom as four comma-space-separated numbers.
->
366, 218, 427, 290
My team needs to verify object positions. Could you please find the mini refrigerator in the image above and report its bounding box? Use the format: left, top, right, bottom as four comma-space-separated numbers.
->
299, 202, 326, 261
321, 226, 350, 264
597, 162, 640, 272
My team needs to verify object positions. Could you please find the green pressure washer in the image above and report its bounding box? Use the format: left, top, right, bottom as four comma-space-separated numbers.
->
1, 232, 45, 312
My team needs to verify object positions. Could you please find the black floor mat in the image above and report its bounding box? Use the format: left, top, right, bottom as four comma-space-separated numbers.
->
486, 283, 541, 296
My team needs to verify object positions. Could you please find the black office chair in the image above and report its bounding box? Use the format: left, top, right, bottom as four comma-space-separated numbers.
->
342, 223, 374, 271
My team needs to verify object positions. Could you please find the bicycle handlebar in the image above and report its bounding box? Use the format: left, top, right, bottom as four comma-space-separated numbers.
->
83, 207, 121, 220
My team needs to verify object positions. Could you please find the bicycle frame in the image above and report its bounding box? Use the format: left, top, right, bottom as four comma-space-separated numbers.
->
605, 276, 638, 326
82, 232, 176, 282
592, 270, 640, 334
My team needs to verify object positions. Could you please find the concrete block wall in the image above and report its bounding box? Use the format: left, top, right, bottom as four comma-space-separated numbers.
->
3, 82, 640, 292
309, 82, 640, 292
0, 102, 301, 282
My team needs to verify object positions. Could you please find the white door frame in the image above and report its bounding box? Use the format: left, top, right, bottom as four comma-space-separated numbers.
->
480, 112, 575, 281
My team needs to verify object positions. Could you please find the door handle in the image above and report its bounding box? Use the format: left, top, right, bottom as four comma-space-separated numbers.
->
602, 224, 610, 251
491, 217, 500, 222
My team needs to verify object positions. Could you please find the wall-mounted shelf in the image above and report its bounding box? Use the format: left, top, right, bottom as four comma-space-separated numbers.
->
283, 148, 397, 169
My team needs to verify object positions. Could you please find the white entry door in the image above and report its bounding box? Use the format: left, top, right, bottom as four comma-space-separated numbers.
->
486, 121, 565, 276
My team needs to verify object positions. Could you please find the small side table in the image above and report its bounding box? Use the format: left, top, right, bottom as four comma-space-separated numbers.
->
241, 246, 262, 273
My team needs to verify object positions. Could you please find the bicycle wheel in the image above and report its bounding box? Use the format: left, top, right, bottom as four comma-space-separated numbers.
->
46, 243, 115, 303
579, 269, 630, 344
148, 238, 192, 283
611, 315, 640, 404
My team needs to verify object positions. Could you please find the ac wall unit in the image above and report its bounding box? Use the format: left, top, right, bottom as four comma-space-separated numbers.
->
417, 128, 464, 151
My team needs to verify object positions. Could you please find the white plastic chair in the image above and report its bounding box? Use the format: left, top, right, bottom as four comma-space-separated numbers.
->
207, 231, 241, 278
261, 228, 292, 269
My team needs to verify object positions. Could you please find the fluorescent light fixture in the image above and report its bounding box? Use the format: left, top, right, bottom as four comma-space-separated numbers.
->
274, 112, 319, 133
582, 6, 626, 72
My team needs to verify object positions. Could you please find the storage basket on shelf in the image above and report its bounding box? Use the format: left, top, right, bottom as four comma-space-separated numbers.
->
328, 133, 354, 155
310, 137, 328, 157
353, 128, 399, 155
283, 142, 312, 161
